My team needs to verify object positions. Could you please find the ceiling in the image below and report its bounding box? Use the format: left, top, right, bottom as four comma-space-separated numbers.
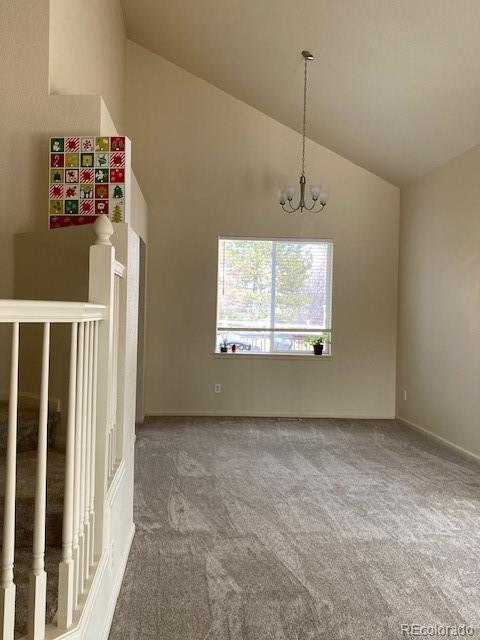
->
122, 0, 480, 186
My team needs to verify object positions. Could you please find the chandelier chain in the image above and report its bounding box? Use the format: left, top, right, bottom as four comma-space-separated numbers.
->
278, 49, 328, 214
301, 56, 308, 176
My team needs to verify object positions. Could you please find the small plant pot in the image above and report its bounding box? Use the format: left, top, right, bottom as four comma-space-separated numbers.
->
313, 344, 324, 356
220, 346, 228, 353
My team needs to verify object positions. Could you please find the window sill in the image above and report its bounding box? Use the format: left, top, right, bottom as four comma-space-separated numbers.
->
213, 352, 333, 360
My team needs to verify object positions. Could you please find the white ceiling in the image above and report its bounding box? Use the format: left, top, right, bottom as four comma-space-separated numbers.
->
122, 0, 480, 186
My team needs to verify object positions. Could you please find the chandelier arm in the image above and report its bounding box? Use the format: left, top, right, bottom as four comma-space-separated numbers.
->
304, 200, 317, 211
303, 200, 325, 214
284, 201, 300, 213
281, 200, 324, 214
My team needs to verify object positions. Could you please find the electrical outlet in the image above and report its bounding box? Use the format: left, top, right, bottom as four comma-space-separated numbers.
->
214, 383, 222, 394
403, 389, 407, 401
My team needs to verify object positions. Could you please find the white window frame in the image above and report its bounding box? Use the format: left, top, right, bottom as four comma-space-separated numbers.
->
215, 236, 334, 356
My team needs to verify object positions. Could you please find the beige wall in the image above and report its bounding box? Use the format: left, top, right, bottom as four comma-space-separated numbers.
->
397, 146, 480, 457
130, 173, 148, 243
0, 0, 103, 391
0, 0, 126, 305
14, 226, 93, 445
0, 0, 103, 298
49, 0, 126, 131
125, 41, 400, 418
0, 1, 130, 394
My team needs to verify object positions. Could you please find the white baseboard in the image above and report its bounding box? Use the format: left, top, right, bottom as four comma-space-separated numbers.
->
0, 390, 61, 413
75, 551, 109, 637
397, 415, 480, 463
101, 523, 136, 640
146, 411, 396, 420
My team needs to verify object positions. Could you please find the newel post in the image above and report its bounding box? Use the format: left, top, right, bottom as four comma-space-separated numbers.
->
88, 215, 116, 557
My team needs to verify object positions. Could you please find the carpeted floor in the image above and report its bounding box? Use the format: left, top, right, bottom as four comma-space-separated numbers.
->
109, 417, 480, 639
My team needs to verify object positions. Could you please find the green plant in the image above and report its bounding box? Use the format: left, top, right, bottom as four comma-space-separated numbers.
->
304, 334, 326, 347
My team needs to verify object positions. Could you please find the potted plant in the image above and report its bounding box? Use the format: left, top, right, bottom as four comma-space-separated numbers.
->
220, 335, 228, 353
304, 335, 325, 355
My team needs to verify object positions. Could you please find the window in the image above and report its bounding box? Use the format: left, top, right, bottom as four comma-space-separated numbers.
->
216, 237, 333, 354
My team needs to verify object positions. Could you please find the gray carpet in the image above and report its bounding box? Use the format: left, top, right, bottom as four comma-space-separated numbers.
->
109, 418, 480, 639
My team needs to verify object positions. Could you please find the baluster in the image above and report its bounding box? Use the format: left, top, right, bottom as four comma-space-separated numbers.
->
89, 321, 98, 567
108, 308, 115, 478
107, 429, 112, 480
84, 323, 93, 581
57, 323, 78, 629
111, 294, 115, 478
28, 322, 50, 640
0, 323, 19, 640
111, 276, 120, 475
115, 275, 120, 465
107, 306, 112, 477
73, 323, 85, 603
79, 322, 89, 595
108, 281, 115, 479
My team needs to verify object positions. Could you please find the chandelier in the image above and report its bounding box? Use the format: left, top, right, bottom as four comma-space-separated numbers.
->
279, 51, 329, 214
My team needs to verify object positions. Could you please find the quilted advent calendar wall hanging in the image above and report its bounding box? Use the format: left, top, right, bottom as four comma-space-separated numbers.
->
48, 136, 131, 229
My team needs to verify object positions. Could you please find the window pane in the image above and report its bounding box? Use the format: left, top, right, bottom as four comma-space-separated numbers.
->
275, 241, 332, 330
217, 239, 272, 328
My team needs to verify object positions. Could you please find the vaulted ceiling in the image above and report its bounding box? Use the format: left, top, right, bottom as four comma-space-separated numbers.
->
122, 0, 480, 186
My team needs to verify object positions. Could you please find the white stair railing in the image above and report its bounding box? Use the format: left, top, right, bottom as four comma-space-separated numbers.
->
0, 215, 125, 640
